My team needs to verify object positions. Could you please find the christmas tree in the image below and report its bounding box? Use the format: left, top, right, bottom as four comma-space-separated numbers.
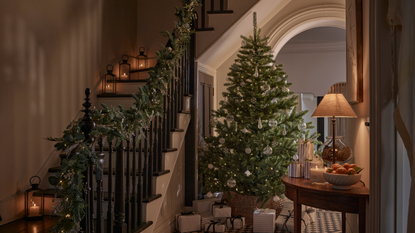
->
199, 13, 318, 205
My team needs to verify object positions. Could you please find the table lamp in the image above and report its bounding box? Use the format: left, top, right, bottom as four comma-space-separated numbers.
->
311, 93, 357, 164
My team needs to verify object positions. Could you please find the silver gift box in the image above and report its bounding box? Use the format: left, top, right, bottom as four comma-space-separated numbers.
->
288, 163, 303, 178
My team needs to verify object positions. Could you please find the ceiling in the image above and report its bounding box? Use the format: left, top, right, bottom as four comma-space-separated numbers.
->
286, 26, 345, 45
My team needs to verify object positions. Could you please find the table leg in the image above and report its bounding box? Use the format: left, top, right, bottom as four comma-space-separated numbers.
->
293, 189, 302, 233
342, 212, 346, 233
359, 197, 366, 233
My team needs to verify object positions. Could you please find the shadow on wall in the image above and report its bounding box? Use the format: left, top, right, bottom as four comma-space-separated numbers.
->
0, 0, 137, 225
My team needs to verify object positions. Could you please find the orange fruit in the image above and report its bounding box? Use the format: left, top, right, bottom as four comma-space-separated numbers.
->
349, 164, 357, 168
336, 167, 348, 174
343, 163, 350, 170
331, 164, 342, 170
348, 168, 357, 175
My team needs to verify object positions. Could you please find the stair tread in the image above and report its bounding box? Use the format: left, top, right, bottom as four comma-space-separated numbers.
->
178, 110, 190, 114
142, 194, 162, 203
171, 128, 184, 132
116, 79, 147, 83
207, 10, 233, 14
153, 170, 170, 176
97, 94, 134, 98
133, 221, 153, 233
196, 27, 214, 31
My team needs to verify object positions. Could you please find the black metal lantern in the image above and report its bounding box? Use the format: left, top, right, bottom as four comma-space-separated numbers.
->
137, 47, 148, 70
102, 64, 116, 94
119, 54, 130, 80
25, 176, 44, 220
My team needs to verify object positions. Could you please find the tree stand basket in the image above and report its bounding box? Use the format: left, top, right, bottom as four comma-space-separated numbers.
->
222, 192, 285, 225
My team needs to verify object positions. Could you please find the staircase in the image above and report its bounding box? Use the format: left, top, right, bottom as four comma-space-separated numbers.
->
43, 1, 261, 233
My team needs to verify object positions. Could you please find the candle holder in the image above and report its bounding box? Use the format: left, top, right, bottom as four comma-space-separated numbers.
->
25, 176, 44, 220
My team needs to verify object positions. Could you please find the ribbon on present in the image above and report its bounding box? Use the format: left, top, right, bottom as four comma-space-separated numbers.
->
212, 199, 228, 209
280, 210, 306, 232
206, 220, 220, 232
229, 215, 243, 229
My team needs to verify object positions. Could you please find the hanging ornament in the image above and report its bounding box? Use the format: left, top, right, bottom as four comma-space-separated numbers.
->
245, 148, 252, 154
272, 140, 279, 147
268, 119, 278, 127
240, 81, 245, 87
208, 164, 214, 169
262, 84, 271, 92
241, 128, 249, 134
258, 117, 263, 129
223, 148, 229, 154
273, 195, 280, 202
245, 170, 251, 177
219, 138, 225, 144
226, 114, 234, 122
210, 117, 218, 125
271, 98, 278, 104
263, 144, 273, 155
293, 154, 299, 161
206, 191, 213, 198
251, 97, 257, 104
282, 125, 287, 135
298, 122, 307, 130
241, 40, 247, 46
254, 67, 259, 77
227, 178, 236, 188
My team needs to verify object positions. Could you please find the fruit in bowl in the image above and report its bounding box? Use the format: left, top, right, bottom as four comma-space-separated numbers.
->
323, 163, 363, 190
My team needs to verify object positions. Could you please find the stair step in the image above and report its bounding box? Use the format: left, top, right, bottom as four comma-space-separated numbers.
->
142, 194, 162, 203
196, 27, 214, 32
178, 110, 190, 114
116, 79, 147, 83
207, 10, 233, 14
32, 188, 63, 198
153, 170, 170, 177
171, 128, 184, 132
97, 94, 134, 98
134, 221, 153, 233
162, 148, 178, 153
184, 94, 193, 97
130, 68, 151, 73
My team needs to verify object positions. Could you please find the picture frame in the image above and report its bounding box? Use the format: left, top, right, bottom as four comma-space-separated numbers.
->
345, 0, 363, 104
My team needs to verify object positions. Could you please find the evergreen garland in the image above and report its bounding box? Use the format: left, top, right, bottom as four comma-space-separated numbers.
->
46, 1, 199, 232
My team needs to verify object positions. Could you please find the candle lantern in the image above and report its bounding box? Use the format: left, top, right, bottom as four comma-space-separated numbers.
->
137, 47, 148, 70
102, 64, 116, 94
119, 54, 130, 80
25, 176, 44, 220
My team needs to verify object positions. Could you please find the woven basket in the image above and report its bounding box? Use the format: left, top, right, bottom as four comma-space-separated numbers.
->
222, 192, 285, 225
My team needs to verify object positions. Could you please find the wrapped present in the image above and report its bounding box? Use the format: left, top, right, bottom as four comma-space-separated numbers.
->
276, 209, 306, 232
192, 197, 220, 213
253, 208, 276, 233
204, 220, 227, 232
204, 192, 223, 200
175, 212, 201, 232
287, 162, 303, 178
226, 215, 245, 229
298, 138, 314, 164
212, 200, 231, 218
200, 212, 223, 230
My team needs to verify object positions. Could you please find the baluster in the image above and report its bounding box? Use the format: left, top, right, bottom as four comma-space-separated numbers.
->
96, 138, 105, 233
220, 0, 224, 11
148, 120, 154, 196
89, 147, 95, 233
114, 143, 127, 233
131, 134, 137, 230
171, 69, 176, 130
158, 114, 163, 172
125, 139, 131, 233
81, 88, 95, 233
137, 135, 143, 224
153, 117, 158, 173
210, 0, 214, 11
166, 79, 173, 148
143, 127, 149, 199
107, 140, 114, 232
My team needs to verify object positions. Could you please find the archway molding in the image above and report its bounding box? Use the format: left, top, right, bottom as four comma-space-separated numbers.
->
266, 4, 345, 56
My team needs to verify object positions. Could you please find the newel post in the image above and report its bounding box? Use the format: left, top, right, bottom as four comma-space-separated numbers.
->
81, 88, 96, 233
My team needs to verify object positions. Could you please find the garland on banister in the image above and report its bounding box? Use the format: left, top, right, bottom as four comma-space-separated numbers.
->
46, 1, 199, 232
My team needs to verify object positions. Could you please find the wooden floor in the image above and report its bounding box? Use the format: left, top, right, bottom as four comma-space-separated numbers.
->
0, 216, 59, 233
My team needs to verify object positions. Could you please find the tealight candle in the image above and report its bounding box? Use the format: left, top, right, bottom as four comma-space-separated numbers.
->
310, 166, 326, 183
29, 203, 39, 216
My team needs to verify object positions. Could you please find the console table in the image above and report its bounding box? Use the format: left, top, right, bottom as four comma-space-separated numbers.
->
281, 176, 369, 233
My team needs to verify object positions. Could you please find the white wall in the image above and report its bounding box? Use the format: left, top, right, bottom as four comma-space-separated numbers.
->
0, 0, 138, 225
275, 45, 346, 96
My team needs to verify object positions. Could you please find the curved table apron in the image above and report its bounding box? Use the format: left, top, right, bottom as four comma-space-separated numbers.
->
281, 176, 369, 233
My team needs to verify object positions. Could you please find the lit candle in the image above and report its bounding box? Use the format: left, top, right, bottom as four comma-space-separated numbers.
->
122, 73, 127, 79
29, 203, 39, 216
106, 84, 113, 92
310, 166, 326, 183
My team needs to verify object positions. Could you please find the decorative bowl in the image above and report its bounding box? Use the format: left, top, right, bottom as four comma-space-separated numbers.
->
323, 173, 361, 190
